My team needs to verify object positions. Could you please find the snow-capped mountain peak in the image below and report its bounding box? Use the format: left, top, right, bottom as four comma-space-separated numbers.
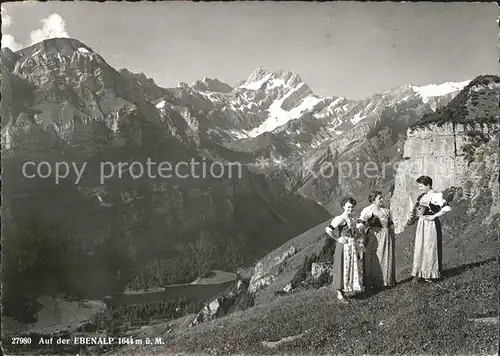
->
244, 82, 323, 137
154, 64, 473, 152
410, 80, 471, 103
191, 77, 233, 93
239, 66, 270, 90
239, 67, 303, 91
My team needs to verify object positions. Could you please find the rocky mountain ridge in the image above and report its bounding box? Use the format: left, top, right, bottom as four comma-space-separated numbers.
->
150, 65, 470, 164
1, 38, 330, 320
130, 63, 473, 222
3, 38, 471, 165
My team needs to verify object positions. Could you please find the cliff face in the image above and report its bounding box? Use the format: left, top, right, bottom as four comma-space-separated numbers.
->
390, 122, 497, 232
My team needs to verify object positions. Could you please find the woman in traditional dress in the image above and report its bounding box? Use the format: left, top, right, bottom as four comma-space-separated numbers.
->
325, 197, 366, 304
405, 175, 452, 282
359, 191, 396, 290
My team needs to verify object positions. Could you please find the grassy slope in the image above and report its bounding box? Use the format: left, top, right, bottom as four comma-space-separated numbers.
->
111, 182, 499, 355
114, 257, 498, 355
248, 218, 331, 304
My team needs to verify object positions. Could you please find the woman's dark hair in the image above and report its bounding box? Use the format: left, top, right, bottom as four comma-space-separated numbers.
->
341, 197, 357, 208
416, 175, 433, 187
368, 191, 383, 203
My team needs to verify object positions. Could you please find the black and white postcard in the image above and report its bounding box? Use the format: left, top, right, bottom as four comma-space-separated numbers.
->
1, 2, 499, 355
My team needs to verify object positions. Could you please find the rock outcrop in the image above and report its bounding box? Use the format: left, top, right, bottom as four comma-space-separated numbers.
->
391, 122, 498, 232
310, 262, 334, 280
249, 245, 297, 293
191, 77, 233, 93
245, 222, 336, 305
190, 279, 251, 327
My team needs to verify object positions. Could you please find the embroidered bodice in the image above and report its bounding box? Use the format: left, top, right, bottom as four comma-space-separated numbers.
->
418, 190, 447, 215
360, 205, 393, 229
327, 215, 360, 239
406, 190, 450, 226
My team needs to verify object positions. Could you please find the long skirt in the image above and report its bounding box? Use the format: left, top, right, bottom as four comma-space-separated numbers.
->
332, 239, 364, 292
412, 217, 443, 279
364, 227, 396, 288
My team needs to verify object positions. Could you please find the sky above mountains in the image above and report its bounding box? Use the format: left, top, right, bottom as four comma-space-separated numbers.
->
2, 2, 499, 99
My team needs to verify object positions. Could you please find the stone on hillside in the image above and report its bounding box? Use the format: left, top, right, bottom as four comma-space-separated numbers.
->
249, 273, 279, 294
311, 262, 334, 280
249, 245, 297, 293
190, 279, 251, 327
275, 246, 297, 264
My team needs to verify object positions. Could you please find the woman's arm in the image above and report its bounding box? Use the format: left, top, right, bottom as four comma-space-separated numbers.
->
325, 216, 346, 242
358, 207, 370, 224
405, 193, 425, 227
388, 209, 395, 229
405, 204, 418, 227
325, 217, 339, 238
433, 207, 451, 218
431, 205, 452, 218
424, 192, 452, 220
357, 207, 371, 232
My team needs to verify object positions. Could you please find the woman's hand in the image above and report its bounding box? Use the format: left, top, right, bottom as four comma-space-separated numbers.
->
337, 237, 348, 244
356, 222, 366, 235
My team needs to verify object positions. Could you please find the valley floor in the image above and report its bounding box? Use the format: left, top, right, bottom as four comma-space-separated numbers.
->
2, 296, 106, 336
112, 257, 498, 355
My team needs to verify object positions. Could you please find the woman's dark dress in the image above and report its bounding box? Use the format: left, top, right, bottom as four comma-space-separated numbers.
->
329, 215, 364, 292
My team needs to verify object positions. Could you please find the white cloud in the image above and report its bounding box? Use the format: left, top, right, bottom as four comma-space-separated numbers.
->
1, 34, 22, 51
29, 13, 70, 45
1, 6, 12, 29
1, 6, 22, 51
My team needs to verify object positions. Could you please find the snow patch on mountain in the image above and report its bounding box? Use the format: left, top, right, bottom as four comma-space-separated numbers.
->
411, 80, 470, 103
313, 97, 347, 119
328, 128, 344, 134
244, 83, 322, 137
350, 111, 367, 124
267, 78, 286, 90
331, 97, 345, 106
229, 129, 250, 139
286, 95, 322, 117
